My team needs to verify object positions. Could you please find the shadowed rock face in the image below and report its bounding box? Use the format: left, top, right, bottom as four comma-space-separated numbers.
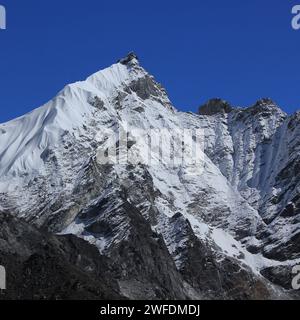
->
117, 52, 139, 65
80, 195, 190, 300
199, 99, 233, 115
0, 209, 285, 300
159, 212, 281, 300
0, 212, 125, 300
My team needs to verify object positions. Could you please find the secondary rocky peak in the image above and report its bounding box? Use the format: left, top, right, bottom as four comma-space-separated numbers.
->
246, 98, 285, 117
198, 98, 233, 116
254, 97, 276, 107
117, 52, 139, 66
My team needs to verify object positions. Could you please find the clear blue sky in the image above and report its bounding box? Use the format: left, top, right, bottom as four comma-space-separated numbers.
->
0, 0, 300, 123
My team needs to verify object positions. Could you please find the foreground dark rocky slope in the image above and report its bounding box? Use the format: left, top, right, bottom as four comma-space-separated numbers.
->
0, 212, 124, 300
0, 210, 287, 300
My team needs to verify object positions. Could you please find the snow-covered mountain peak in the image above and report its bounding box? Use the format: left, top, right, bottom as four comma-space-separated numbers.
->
0, 54, 174, 184
0, 55, 299, 299
86, 57, 140, 92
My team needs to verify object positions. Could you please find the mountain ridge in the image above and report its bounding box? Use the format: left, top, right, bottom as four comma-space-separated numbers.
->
0, 53, 299, 299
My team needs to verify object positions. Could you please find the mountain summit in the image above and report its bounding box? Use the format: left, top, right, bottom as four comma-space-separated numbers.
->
117, 51, 139, 65
0, 55, 299, 299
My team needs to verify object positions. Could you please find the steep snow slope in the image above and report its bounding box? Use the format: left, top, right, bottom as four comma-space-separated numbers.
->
0, 59, 139, 184
0, 53, 299, 298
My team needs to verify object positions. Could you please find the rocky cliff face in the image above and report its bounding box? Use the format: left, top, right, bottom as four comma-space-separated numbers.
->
0, 53, 299, 299
195, 98, 300, 273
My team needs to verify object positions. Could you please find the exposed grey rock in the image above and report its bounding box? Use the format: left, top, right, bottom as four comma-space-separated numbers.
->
0, 212, 124, 300
118, 52, 139, 65
199, 98, 233, 115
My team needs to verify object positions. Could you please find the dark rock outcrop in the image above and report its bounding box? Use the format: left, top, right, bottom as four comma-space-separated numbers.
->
0, 212, 124, 300
118, 52, 139, 65
199, 98, 233, 115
